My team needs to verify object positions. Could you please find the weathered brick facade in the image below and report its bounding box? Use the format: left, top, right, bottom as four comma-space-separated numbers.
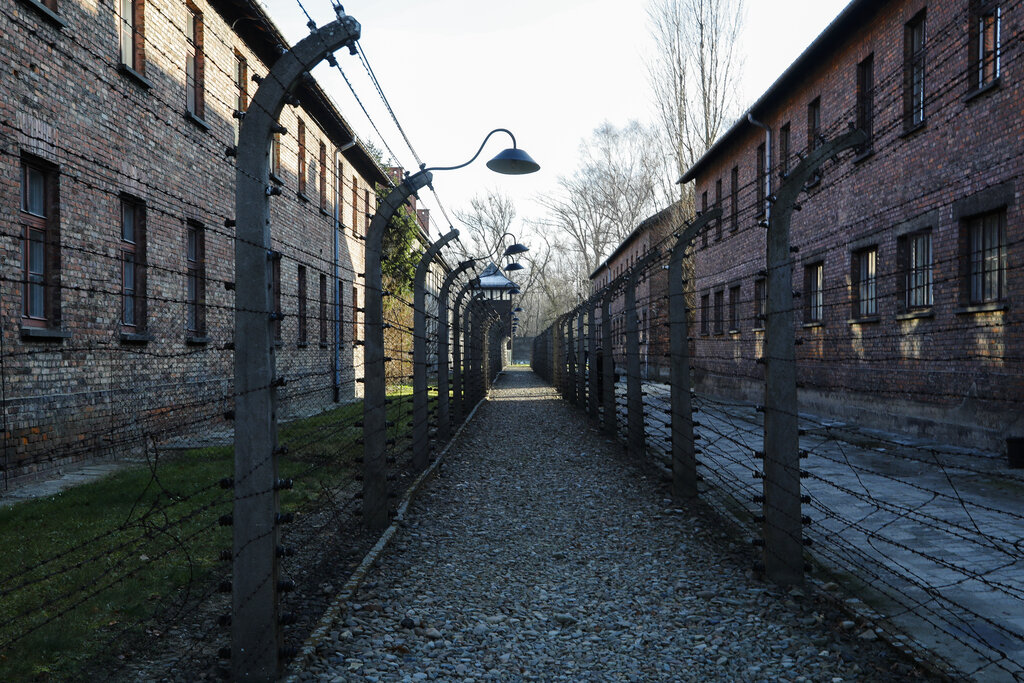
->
590, 206, 678, 380
1, 0, 389, 485
681, 0, 1021, 451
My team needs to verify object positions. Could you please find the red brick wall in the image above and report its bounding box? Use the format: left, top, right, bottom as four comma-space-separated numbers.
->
1, 0, 380, 483
687, 0, 1022, 449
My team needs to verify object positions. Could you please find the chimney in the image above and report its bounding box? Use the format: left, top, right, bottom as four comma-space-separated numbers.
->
417, 208, 430, 235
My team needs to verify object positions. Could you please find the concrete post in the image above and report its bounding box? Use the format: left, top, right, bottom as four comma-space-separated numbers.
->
600, 284, 617, 435
412, 229, 458, 470
565, 312, 575, 402
363, 170, 433, 531
451, 282, 472, 425
437, 261, 475, 442
762, 128, 866, 586
232, 14, 360, 681
669, 208, 720, 501
576, 304, 586, 407
587, 294, 600, 419
624, 254, 657, 460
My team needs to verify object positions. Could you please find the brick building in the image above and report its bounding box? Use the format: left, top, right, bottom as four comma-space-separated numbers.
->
680, 0, 1021, 451
590, 205, 678, 380
2, 0, 391, 485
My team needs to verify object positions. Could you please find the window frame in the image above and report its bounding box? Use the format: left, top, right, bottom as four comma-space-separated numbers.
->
904, 10, 927, 129
805, 261, 824, 324
20, 157, 60, 329
233, 51, 247, 143
700, 293, 710, 336
851, 245, 878, 319
753, 276, 766, 330
296, 120, 307, 197
120, 195, 147, 331
964, 209, 1008, 305
898, 229, 934, 312
969, 2, 1001, 92
756, 143, 766, 218
319, 141, 328, 212
184, 2, 204, 120
713, 289, 725, 335
730, 166, 739, 233
119, 0, 145, 74
856, 53, 874, 154
728, 285, 741, 333
319, 273, 328, 345
297, 265, 307, 345
778, 123, 790, 178
186, 221, 206, 336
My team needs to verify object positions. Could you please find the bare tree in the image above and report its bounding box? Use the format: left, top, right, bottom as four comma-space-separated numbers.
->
647, 0, 745, 211
453, 191, 517, 263
536, 121, 663, 278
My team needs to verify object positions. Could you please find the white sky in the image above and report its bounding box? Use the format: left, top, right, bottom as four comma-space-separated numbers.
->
262, 0, 852, 239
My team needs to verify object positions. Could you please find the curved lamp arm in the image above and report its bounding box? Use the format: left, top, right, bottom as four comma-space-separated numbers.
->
425, 128, 519, 173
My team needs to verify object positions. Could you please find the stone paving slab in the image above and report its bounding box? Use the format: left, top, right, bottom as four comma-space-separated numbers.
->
297, 368, 935, 682
603, 379, 1024, 682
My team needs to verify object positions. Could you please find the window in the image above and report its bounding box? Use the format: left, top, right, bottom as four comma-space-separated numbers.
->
779, 123, 791, 177
805, 262, 824, 323
319, 273, 328, 344
807, 97, 821, 151
119, 0, 144, 73
351, 176, 359, 235
904, 10, 926, 128
970, 2, 1001, 90
728, 285, 740, 332
364, 188, 371, 232
852, 246, 878, 318
352, 284, 359, 342
857, 54, 874, 152
713, 289, 724, 335
714, 178, 723, 238
756, 143, 766, 217
753, 276, 766, 329
186, 222, 205, 334
297, 120, 307, 196
701, 190, 709, 247
233, 51, 247, 143
730, 166, 739, 233
185, 4, 203, 119
271, 133, 281, 180
272, 257, 281, 341
20, 158, 59, 327
120, 196, 146, 329
965, 210, 1007, 304
900, 230, 933, 310
297, 265, 307, 344
807, 98, 821, 184
319, 142, 327, 212
700, 293, 710, 335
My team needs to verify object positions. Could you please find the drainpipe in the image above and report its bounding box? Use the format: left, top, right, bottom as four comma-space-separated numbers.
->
747, 113, 772, 223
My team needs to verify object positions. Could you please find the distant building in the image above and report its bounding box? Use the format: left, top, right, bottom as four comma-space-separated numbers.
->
2, 0, 390, 485
679, 0, 1021, 451
590, 206, 679, 380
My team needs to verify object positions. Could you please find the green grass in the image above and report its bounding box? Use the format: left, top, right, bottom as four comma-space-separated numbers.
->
0, 397, 378, 682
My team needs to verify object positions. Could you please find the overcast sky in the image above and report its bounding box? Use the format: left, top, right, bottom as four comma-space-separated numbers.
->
262, 0, 852, 238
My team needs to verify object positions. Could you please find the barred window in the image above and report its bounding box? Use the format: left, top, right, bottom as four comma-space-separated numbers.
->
852, 246, 878, 318
965, 210, 1007, 304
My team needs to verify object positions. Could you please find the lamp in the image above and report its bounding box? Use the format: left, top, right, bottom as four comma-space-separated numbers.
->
504, 262, 525, 272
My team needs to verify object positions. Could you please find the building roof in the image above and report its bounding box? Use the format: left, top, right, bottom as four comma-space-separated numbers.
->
474, 262, 518, 291
208, 0, 391, 188
588, 203, 680, 280
679, 0, 883, 184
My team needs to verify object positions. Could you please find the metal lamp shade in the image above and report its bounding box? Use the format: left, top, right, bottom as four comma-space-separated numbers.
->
486, 148, 541, 175
502, 242, 529, 257
504, 262, 525, 272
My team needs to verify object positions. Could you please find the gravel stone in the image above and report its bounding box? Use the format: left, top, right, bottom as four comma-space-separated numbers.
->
297, 370, 937, 682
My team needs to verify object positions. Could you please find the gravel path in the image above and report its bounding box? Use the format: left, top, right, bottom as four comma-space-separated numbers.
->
297, 368, 935, 682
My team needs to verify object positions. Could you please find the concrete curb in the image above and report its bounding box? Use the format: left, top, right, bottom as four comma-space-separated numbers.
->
286, 394, 488, 680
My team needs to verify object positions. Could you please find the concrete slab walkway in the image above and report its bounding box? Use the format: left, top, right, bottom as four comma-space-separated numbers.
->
295, 368, 934, 682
